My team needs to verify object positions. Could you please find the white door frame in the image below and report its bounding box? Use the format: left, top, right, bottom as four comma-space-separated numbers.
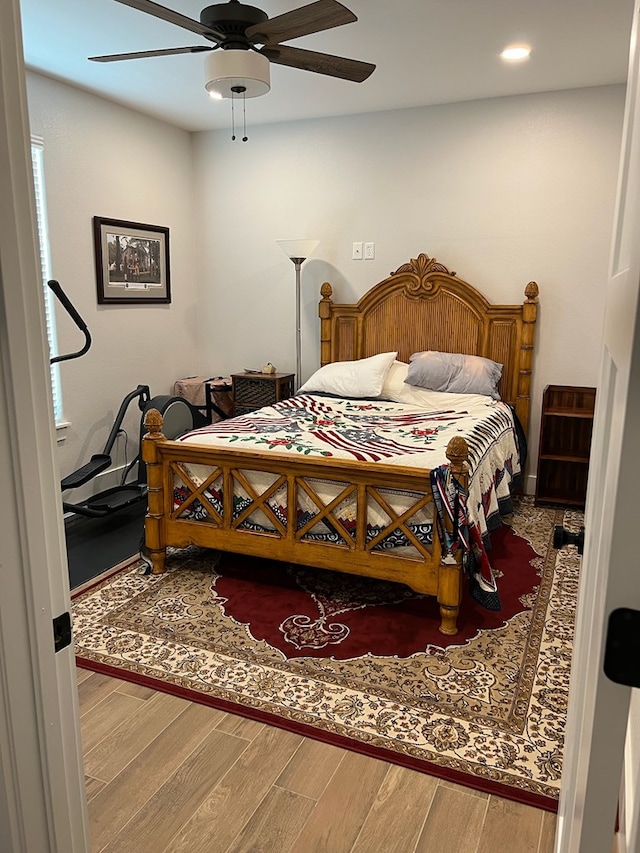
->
0, 0, 88, 849
556, 3, 640, 851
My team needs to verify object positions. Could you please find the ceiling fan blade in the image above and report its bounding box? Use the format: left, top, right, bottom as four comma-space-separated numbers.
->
89, 45, 215, 63
260, 44, 375, 83
111, 0, 224, 41
246, 0, 356, 47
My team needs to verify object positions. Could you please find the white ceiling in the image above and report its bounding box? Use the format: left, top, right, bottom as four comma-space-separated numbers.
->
20, 0, 635, 133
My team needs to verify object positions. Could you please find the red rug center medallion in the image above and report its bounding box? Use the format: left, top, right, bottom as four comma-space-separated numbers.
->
211, 523, 540, 659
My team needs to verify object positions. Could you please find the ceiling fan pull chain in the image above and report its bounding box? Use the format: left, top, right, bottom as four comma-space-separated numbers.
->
231, 88, 236, 140
230, 84, 248, 142
242, 89, 248, 142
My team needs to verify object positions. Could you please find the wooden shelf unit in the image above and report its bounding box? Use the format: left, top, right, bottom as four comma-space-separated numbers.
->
535, 385, 596, 508
231, 372, 294, 417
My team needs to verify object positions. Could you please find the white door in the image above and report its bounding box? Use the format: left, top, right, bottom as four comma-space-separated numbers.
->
0, 0, 89, 850
556, 4, 640, 852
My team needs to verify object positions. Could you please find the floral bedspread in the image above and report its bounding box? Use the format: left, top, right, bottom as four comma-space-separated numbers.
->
175, 393, 520, 546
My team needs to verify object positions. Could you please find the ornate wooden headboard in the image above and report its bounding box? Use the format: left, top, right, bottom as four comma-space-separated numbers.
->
319, 253, 539, 435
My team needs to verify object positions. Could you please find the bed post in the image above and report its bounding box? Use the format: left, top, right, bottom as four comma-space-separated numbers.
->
516, 281, 539, 436
438, 436, 470, 635
142, 408, 167, 574
319, 282, 333, 367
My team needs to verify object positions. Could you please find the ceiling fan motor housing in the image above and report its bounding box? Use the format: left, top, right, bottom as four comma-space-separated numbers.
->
200, 2, 268, 48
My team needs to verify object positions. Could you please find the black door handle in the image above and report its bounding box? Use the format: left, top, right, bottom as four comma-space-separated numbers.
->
604, 608, 640, 688
553, 525, 585, 555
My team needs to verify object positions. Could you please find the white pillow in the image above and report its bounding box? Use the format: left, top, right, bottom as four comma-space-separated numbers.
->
381, 360, 412, 399
382, 361, 495, 409
298, 351, 397, 398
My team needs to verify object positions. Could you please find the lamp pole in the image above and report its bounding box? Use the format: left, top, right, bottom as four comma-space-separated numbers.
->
276, 240, 319, 392
291, 256, 304, 392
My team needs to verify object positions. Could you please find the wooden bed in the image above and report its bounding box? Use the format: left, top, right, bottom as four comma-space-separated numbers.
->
142, 253, 539, 635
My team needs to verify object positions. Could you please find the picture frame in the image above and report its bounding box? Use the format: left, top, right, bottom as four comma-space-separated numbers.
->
93, 216, 171, 304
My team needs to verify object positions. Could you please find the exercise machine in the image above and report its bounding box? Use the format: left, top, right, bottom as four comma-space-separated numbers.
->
48, 279, 203, 518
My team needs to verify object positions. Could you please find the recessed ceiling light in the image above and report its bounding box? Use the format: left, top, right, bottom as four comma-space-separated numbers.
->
501, 45, 531, 61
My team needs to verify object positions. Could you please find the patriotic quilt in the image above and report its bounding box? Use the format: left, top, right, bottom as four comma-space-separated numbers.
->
173, 393, 520, 559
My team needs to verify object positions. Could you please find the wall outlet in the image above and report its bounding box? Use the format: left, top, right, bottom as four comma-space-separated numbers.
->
364, 242, 375, 260
352, 241, 363, 260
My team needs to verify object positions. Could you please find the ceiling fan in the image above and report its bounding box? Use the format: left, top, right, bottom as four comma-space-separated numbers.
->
88, 0, 376, 86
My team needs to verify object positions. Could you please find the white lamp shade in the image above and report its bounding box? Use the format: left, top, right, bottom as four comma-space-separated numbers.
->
277, 239, 320, 261
205, 50, 270, 99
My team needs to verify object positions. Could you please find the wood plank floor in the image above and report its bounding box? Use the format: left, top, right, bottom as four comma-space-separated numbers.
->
78, 667, 560, 853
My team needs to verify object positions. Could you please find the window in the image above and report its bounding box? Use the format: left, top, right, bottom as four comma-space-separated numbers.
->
31, 137, 64, 424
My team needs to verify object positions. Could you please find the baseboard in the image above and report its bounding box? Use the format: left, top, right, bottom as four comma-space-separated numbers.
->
525, 473, 536, 497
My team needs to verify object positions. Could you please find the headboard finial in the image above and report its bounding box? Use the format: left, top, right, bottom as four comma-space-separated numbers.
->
525, 281, 539, 302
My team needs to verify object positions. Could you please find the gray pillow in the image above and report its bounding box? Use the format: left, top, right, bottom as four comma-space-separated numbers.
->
406, 351, 503, 399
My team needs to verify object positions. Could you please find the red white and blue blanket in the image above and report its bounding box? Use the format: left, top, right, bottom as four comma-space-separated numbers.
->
173, 393, 521, 602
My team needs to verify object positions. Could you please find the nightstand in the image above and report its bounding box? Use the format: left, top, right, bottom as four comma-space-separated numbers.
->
231, 372, 294, 416
535, 385, 596, 508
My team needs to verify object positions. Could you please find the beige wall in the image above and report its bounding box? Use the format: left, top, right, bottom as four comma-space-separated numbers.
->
27, 72, 200, 489
193, 85, 625, 488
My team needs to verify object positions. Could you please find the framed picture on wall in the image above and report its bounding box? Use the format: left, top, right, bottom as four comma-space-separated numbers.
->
93, 216, 171, 304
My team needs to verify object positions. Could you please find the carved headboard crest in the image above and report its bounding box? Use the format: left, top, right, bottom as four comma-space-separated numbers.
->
391, 253, 457, 299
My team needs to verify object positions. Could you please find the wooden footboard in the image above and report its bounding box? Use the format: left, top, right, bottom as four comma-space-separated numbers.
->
142, 409, 470, 635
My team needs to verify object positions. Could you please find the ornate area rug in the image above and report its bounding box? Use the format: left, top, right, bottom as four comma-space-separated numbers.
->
73, 497, 582, 812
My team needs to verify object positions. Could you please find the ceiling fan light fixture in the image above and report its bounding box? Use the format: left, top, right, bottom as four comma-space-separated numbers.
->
204, 49, 270, 98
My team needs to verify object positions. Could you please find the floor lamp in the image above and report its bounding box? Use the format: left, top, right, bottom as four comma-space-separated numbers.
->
277, 239, 319, 391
